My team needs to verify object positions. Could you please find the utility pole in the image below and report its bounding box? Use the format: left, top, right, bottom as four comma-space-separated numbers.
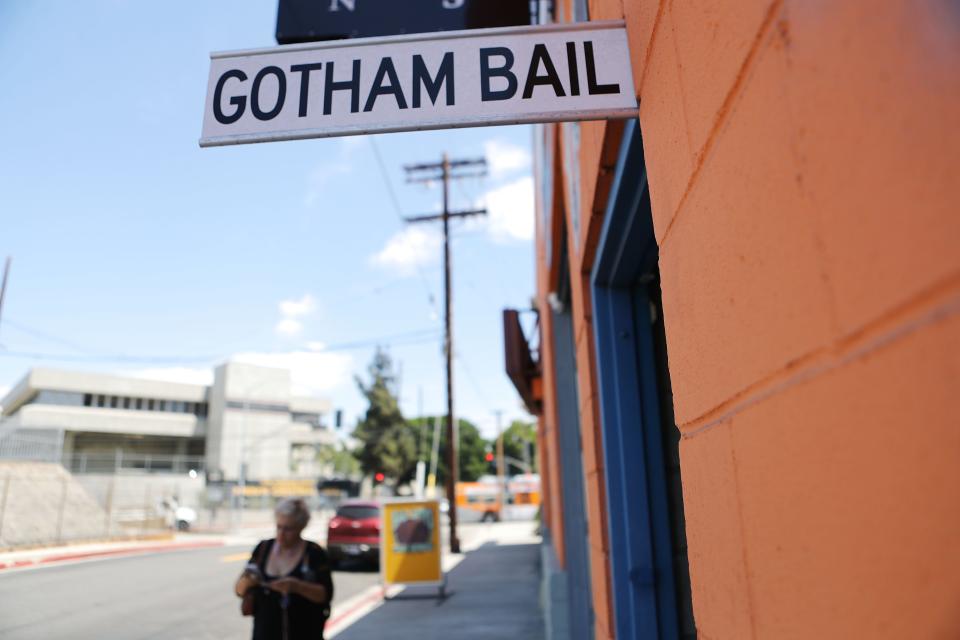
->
404, 153, 487, 554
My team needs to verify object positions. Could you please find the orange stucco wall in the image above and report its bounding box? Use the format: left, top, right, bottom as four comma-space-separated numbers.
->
535, 0, 960, 638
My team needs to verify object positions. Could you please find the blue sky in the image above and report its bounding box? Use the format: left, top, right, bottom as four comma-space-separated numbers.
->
0, 1, 536, 437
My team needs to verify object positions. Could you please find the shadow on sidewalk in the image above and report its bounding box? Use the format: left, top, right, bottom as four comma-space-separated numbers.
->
333, 541, 544, 640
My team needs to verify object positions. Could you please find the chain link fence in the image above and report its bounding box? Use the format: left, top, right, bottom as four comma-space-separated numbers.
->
0, 427, 341, 548
0, 461, 201, 549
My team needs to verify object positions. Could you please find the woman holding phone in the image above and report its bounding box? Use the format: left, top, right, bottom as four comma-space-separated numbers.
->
236, 498, 334, 640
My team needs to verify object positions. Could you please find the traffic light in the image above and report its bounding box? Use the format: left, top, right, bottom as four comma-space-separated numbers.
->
484, 452, 494, 463
374, 472, 385, 484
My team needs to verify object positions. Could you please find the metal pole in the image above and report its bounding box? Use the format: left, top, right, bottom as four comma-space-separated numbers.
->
428, 417, 441, 496
237, 400, 248, 528
416, 387, 426, 498
442, 153, 461, 554
417, 386, 426, 462
495, 411, 506, 518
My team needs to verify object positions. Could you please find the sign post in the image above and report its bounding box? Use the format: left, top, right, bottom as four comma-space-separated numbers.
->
200, 21, 636, 147
380, 498, 444, 597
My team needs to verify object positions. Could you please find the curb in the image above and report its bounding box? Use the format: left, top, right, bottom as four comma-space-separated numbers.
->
325, 585, 388, 637
0, 539, 226, 572
0, 532, 175, 554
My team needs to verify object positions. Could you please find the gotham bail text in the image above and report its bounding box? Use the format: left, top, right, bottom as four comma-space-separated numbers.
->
212, 41, 621, 124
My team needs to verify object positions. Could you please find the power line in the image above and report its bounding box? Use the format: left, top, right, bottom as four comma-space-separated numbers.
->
312, 328, 442, 353
368, 136, 442, 320
0, 350, 217, 365
3, 318, 104, 356
455, 351, 495, 413
454, 172, 486, 210
0, 327, 442, 365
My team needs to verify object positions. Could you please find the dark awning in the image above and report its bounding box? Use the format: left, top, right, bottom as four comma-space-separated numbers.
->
502, 309, 542, 414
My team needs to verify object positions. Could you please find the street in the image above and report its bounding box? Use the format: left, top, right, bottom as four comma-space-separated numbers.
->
0, 541, 381, 640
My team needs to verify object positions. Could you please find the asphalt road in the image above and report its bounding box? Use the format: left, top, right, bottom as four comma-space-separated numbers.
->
0, 542, 380, 640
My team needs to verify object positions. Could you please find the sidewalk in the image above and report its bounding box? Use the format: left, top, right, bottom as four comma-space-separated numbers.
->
328, 521, 545, 640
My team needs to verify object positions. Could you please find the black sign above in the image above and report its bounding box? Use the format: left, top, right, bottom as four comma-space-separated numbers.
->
276, 0, 534, 45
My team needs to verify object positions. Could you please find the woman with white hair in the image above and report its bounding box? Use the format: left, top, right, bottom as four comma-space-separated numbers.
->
235, 498, 334, 639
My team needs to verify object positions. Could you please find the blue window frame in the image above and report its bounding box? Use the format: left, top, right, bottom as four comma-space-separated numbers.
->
591, 120, 695, 639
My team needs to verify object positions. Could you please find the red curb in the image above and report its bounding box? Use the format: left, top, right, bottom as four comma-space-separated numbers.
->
0, 540, 226, 572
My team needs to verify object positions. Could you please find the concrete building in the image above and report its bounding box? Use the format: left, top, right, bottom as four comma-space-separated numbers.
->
507, 1, 960, 639
0, 362, 335, 482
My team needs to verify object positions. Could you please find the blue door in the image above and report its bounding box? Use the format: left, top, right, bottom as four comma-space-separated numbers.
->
591, 121, 696, 639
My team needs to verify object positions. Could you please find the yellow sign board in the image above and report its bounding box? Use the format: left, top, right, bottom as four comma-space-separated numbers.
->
380, 499, 443, 590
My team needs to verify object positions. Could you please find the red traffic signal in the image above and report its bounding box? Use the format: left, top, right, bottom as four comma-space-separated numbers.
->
485, 452, 494, 462
374, 472, 385, 482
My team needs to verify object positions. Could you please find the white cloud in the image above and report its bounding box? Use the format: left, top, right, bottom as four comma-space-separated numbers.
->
127, 367, 214, 386
484, 139, 532, 179
232, 350, 353, 396
275, 294, 317, 337
279, 294, 316, 318
370, 226, 442, 274
484, 176, 535, 242
275, 318, 303, 337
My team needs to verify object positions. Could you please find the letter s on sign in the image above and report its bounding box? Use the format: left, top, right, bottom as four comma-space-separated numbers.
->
213, 69, 248, 125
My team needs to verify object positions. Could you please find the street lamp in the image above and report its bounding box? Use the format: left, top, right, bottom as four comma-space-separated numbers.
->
233, 374, 280, 526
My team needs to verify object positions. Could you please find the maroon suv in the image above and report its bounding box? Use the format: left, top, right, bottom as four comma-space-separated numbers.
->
326, 500, 380, 567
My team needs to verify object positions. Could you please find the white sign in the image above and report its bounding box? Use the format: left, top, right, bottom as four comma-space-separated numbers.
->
200, 21, 637, 147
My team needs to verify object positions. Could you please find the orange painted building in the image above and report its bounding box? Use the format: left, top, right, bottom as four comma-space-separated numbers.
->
509, 1, 960, 638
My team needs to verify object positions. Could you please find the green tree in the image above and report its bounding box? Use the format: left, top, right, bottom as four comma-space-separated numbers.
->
352, 349, 417, 485
316, 442, 361, 477
501, 419, 537, 474
408, 416, 490, 485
